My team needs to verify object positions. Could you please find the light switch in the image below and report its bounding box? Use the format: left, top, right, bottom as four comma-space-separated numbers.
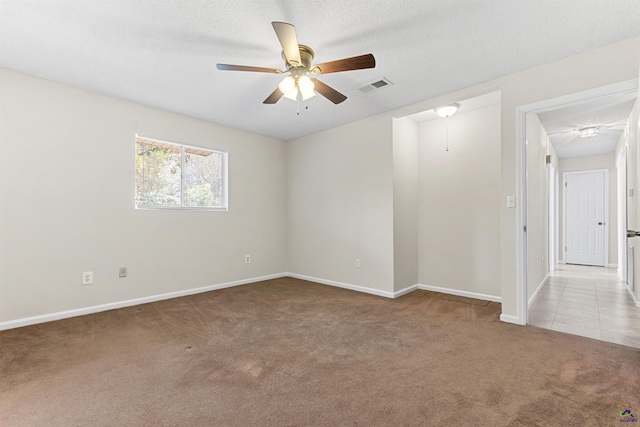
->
507, 196, 516, 208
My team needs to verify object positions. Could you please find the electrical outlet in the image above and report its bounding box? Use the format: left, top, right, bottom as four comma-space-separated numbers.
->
245, 255, 251, 264
355, 259, 361, 268
119, 267, 127, 278
82, 271, 93, 285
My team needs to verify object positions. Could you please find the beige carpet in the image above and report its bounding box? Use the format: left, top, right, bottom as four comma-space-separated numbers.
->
1, 277, 639, 426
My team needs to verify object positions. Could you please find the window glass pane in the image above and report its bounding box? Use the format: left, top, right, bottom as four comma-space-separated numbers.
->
135, 142, 182, 207
183, 151, 224, 207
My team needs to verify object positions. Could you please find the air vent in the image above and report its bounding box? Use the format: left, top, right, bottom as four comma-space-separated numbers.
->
357, 78, 393, 94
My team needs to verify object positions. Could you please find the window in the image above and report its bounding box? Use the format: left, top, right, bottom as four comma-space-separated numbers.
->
135, 135, 227, 210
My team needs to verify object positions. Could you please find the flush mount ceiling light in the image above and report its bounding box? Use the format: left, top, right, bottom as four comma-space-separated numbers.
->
435, 103, 460, 118
435, 103, 461, 152
578, 126, 599, 139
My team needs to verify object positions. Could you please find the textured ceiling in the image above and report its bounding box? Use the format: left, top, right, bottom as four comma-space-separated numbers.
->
537, 91, 637, 158
1, 1, 640, 141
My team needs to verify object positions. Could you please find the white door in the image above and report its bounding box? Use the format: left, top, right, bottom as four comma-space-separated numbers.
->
565, 170, 606, 266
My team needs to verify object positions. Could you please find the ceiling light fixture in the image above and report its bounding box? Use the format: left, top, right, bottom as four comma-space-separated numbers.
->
578, 126, 598, 139
278, 76, 298, 101
435, 103, 460, 118
278, 74, 316, 102
434, 103, 460, 152
298, 75, 316, 101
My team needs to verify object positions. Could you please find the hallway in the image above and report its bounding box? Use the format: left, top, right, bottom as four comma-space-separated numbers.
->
529, 264, 640, 348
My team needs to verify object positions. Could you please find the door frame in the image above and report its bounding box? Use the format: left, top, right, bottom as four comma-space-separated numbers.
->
548, 163, 557, 272
617, 146, 628, 281
562, 169, 609, 267
514, 78, 637, 325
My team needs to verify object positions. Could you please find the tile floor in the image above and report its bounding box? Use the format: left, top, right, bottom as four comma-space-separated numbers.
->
529, 264, 640, 348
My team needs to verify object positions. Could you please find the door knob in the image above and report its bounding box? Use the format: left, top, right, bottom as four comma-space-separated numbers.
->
628, 230, 640, 238
598, 222, 603, 225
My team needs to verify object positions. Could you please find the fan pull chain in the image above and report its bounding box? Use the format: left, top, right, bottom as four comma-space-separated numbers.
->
445, 118, 450, 152
295, 97, 311, 115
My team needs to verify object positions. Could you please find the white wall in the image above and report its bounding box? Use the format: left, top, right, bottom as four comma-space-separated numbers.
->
526, 114, 557, 301
287, 36, 640, 317
632, 99, 640, 303
286, 116, 395, 294
2, 36, 639, 326
391, 36, 640, 320
615, 131, 627, 280
417, 104, 501, 297
392, 118, 419, 292
621, 99, 640, 302
557, 153, 618, 266
0, 69, 288, 324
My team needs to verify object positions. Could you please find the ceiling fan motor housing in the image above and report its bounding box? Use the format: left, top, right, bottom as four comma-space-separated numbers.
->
283, 45, 315, 71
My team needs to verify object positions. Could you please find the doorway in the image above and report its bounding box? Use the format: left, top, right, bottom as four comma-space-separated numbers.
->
518, 79, 640, 347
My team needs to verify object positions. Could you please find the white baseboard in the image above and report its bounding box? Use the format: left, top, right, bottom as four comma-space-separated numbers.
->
557, 260, 566, 264
393, 284, 419, 298
528, 274, 550, 309
0, 273, 288, 331
417, 283, 501, 303
608, 263, 618, 268
1, 273, 511, 331
286, 273, 396, 298
627, 285, 640, 308
500, 314, 522, 325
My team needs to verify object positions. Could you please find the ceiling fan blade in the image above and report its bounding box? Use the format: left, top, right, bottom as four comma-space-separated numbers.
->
217, 64, 282, 73
312, 54, 375, 74
263, 87, 284, 104
272, 22, 302, 67
310, 78, 347, 104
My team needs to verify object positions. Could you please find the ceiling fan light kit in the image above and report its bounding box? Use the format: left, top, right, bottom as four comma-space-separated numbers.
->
578, 126, 598, 138
216, 21, 376, 106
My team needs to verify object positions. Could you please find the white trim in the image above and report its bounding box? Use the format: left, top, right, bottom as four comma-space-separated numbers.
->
557, 259, 566, 264
500, 314, 520, 324
394, 284, 420, 298
1, 273, 508, 331
608, 263, 619, 268
516, 101, 528, 326
0, 273, 287, 331
417, 284, 501, 303
548, 164, 556, 272
516, 79, 639, 327
528, 273, 550, 308
627, 285, 640, 308
617, 146, 627, 282
286, 273, 396, 298
562, 169, 610, 267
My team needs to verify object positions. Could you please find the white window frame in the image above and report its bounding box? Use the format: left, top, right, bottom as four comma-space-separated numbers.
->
135, 134, 228, 211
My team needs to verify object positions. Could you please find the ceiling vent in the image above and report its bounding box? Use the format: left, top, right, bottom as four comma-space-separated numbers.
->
357, 78, 393, 94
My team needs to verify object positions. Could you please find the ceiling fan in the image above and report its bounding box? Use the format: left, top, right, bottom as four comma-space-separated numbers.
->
216, 22, 376, 105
